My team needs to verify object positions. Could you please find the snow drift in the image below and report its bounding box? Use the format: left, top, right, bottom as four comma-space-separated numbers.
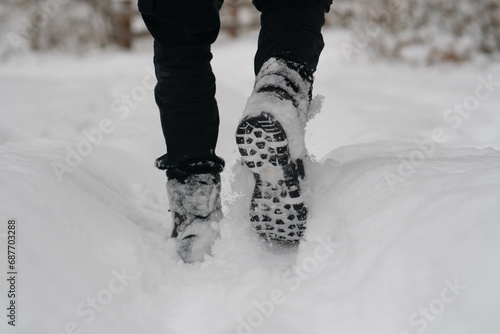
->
1, 140, 499, 334
1, 30, 499, 334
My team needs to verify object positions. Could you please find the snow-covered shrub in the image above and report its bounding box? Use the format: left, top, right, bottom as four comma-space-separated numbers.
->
328, 0, 500, 64
0, 0, 131, 59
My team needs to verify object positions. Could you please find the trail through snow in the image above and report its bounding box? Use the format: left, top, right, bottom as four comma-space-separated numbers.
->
0, 30, 499, 334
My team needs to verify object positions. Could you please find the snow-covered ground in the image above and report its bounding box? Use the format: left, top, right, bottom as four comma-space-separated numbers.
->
1, 29, 499, 334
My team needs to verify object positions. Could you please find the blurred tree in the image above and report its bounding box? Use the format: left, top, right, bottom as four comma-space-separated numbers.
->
0, 0, 135, 57
220, 0, 259, 37
1, 0, 498, 64
0, 0, 257, 57
328, 0, 500, 64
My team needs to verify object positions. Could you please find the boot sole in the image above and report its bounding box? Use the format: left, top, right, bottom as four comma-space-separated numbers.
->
236, 112, 307, 242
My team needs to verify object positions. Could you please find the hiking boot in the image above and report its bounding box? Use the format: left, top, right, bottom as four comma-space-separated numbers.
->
166, 172, 222, 263
236, 58, 311, 242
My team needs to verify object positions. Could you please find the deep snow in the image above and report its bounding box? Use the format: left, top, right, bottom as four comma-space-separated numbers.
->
0, 30, 499, 334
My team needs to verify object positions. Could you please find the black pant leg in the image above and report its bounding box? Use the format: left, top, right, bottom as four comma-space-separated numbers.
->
140, 0, 225, 178
253, 0, 332, 79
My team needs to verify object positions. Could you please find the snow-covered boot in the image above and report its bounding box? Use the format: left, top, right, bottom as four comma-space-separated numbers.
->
167, 173, 222, 263
236, 58, 311, 243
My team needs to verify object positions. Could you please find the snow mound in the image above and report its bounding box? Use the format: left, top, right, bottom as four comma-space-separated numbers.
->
1, 139, 499, 334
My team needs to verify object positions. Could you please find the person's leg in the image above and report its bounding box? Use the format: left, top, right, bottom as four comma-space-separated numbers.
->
140, 0, 225, 178
253, 0, 332, 81
236, 0, 332, 242
140, 0, 225, 263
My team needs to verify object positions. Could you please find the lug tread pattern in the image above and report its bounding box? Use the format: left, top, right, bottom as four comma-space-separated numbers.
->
236, 112, 307, 242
